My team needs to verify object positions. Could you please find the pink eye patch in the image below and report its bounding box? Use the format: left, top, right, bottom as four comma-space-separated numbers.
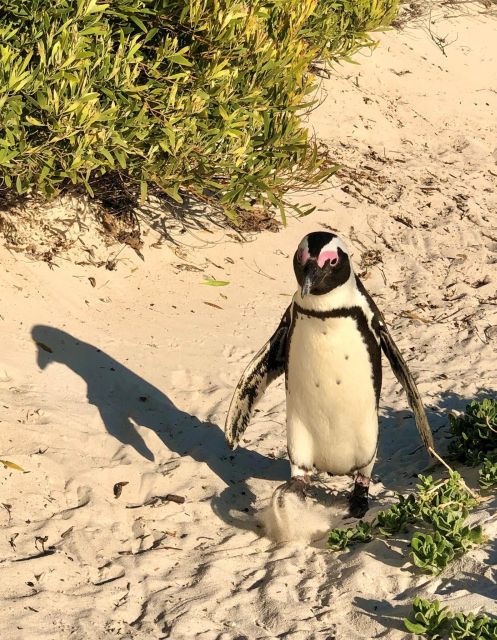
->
317, 250, 338, 268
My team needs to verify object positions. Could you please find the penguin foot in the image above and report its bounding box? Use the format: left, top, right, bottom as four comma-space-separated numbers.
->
280, 477, 309, 502
348, 494, 369, 519
262, 477, 328, 542
348, 473, 370, 518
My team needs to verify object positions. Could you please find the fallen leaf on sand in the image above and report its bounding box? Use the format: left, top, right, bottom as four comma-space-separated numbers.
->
175, 264, 203, 273
126, 494, 186, 508
201, 279, 229, 287
113, 481, 129, 499
0, 460, 24, 472
400, 310, 431, 324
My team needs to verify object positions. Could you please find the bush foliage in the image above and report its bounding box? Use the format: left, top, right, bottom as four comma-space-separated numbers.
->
328, 472, 484, 575
0, 0, 398, 220
449, 398, 497, 490
449, 399, 497, 466
404, 598, 497, 639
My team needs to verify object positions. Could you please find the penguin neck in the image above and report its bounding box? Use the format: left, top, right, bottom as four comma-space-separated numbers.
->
294, 269, 359, 312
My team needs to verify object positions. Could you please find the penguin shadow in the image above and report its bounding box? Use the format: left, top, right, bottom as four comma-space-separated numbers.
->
31, 325, 288, 529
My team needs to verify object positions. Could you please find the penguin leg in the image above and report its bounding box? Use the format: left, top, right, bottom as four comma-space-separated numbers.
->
290, 462, 311, 481
281, 463, 311, 501
285, 419, 313, 501
348, 458, 375, 518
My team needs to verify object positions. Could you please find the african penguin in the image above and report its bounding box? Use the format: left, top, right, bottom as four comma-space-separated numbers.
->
225, 231, 434, 518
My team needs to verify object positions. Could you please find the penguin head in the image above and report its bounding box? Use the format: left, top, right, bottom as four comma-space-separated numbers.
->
293, 232, 351, 297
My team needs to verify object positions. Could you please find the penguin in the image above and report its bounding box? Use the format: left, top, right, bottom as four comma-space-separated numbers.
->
225, 231, 434, 518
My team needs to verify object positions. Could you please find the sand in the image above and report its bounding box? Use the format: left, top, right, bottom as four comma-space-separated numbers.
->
1, 9, 497, 640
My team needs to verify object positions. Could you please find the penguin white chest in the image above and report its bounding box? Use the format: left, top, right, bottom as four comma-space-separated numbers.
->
286, 312, 379, 474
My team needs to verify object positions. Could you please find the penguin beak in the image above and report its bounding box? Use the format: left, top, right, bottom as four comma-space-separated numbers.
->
301, 260, 319, 298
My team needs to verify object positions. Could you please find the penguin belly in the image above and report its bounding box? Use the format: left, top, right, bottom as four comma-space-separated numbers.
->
286, 313, 379, 475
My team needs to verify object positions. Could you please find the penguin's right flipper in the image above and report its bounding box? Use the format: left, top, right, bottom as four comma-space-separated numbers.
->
224, 306, 291, 449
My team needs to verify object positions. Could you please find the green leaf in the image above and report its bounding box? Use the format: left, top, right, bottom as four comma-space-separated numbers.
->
201, 280, 230, 287
130, 16, 147, 33
26, 116, 44, 126
1, 460, 24, 471
114, 149, 127, 169
100, 148, 115, 167
403, 619, 427, 634
169, 53, 192, 67
164, 185, 183, 203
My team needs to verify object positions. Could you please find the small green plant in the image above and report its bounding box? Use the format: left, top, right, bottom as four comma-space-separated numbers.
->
375, 494, 419, 536
427, 508, 484, 551
328, 521, 373, 550
404, 597, 452, 637
416, 472, 478, 512
449, 399, 497, 466
404, 598, 497, 639
448, 398, 497, 493
410, 531, 455, 575
479, 457, 497, 490
327, 472, 484, 575
450, 611, 497, 639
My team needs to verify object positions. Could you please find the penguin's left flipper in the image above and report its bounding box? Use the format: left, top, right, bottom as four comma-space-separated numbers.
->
356, 277, 435, 456
378, 319, 435, 456
224, 306, 291, 450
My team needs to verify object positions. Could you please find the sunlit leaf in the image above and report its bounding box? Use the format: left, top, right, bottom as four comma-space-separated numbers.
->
201, 279, 230, 287
0, 460, 24, 472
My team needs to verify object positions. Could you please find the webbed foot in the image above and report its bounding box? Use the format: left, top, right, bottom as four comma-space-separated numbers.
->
281, 476, 309, 501
348, 473, 370, 518
348, 494, 369, 518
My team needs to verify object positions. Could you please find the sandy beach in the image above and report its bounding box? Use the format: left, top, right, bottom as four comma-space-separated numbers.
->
1, 8, 497, 639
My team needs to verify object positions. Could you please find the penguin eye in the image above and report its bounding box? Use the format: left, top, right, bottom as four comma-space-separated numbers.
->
297, 249, 304, 264
330, 257, 338, 266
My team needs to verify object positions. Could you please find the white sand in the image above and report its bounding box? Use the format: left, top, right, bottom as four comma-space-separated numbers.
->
1, 12, 497, 640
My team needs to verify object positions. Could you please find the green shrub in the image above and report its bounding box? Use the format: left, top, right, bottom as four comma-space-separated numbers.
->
449, 398, 497, 492
479, 457, 497, 490
375, 494, 419, 535
327, 520, 373, 550
404, 598, 452, 637
327, 472, 484, 575
0, 0, 398, 220
410, 531, 456, 575
449, 399, 497, 466
404, 598, 497, 639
